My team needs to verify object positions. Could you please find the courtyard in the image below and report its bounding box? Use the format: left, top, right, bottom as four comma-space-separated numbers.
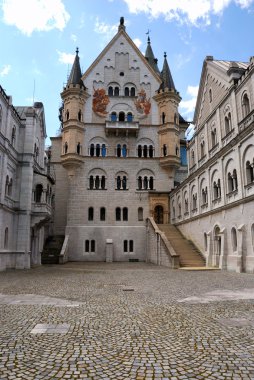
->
0, 262, 254, 379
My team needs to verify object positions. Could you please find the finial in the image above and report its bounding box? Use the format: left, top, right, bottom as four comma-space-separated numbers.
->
120, 16, 124, 25
164, 52, 167, 58
76, 47, 79, 55
147, 36, 150, 44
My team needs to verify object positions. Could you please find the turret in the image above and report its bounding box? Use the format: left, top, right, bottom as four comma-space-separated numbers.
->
153, 52, 182, 187
60, 48, 89, 176
145, 36, 160, 74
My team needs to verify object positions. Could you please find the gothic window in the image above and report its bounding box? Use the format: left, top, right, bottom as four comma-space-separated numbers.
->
123, 207, 128, 221
101, 176, 106, 190
77, 142, 81, 154
108, 86, 113, 96
130, 87, 135, 96
125, 87, 129, 96
116, 207, 121, 221
90, 144, 95, 157
231, 227, 237, 252
192, 193, 197, 210
201, 187, 208, 205
100, 207, 106, 221
227, 169, 238, 193
246, 160, 254, 184
225, 113, 232, 135
119, 112, 125, 121
122, 144, 127, 157
138, 207, 143, 221
138, 145, 142, 158
184, 198, 188, 213
95, 176, 100, 189
111, 112, 117, 122
64, 142, 68, 154
213, 180, 221, 200
211, 128, 217, 147
4, 227, 8, 249
200, 141, 205, 158
143, 145, 148, 158
233, 169, 238, 190
242, 93, 250, 118
114, 87, 119, 96
8, 178, 12, 197
228, 172, 234, 193
88, 207, 94, 221
122, 176, 127, 190
35, 184, 43, 203
149, 145, 153, 158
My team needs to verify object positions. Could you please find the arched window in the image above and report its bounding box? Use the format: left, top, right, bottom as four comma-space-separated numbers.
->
138, 176, 142, 190
204, 233, 208, 251
129, 240, 134, 252
228, 172, 234, 193
114, 87, 119, 96
111, 112, 117, 122
162, 112, 166, 124
127, 112, 133, 122
95, 176, 100, 189
225, 113, 232, 135
200, 141, 205, 158
64, 142, 68, 154
90, 144, 94, 157
149, 145, 153, 158
8, 178, 13, 197
66, 110, 69, 120
116, 207, 121, 221
246, 160, 254, 184
163, 144, 167, 157
144, 176, 148, 190
117, 144, 121, 157
89, 176, 94, 189
184, 198, 188, 213
124, 87, 129, 96
116, 176, 121, 190
4, 227, 8, 249
149, 176, 154, 190
143, 145, 148, 158
130, 87, 135, 97
77, 142, 81, 154
88, 207, 94, 221
123, 207, 128, 221
122, 144, 127, 157
242, 93, 250, 118
138, 145, 142, 158
100, 207, 106, 221
211, 128, 217, 147
96, 144, 100, 157
138, 207, 143, 221
108, 86, 113, 96
231, 227, 237, 252
11, 126, 16, 146
119, 112, 125, 122
78, 110, 82, 121
101, 176, 106, 190
101, 144, 106, 157
5, 175, 9, 196
35, 184, 43, 203
122, 176, 127, 190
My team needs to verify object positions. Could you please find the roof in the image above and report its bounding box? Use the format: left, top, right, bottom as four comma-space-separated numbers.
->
67, 48, 84, 87
159, 53, 176, 92
145, 36, 160, 74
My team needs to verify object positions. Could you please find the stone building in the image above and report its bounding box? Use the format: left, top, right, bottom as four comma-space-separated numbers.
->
0, 85, 54, 271
170, 56, 254, 273
51, 18, 188, 262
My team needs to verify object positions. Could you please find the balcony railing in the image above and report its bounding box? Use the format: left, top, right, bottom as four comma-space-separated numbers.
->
105, 120, 139, 136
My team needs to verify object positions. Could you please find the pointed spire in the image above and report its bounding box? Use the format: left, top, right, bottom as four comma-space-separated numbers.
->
67, 47, 84, 87
159, 52, 176, 92
145, 36, 160, 74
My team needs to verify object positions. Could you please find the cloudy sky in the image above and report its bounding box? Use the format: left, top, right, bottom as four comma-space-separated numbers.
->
0, 0, 253, 144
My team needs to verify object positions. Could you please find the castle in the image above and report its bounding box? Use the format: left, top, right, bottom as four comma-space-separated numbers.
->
1, 17, 253, 272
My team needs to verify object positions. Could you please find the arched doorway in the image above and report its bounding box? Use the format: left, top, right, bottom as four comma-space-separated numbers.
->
154, 205, 164, 224
213, 225, 221, 267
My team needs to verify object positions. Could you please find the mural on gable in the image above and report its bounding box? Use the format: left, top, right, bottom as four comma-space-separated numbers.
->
92, 88, 110, 117
134, 89, 151, 115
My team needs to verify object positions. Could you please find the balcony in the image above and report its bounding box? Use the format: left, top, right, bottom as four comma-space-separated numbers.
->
105, 120, 139, 137
31, 202, 52, 227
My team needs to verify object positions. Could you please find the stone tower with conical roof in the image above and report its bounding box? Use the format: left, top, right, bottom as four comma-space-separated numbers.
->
154, 52, 182, 186
60, 48, 89, 176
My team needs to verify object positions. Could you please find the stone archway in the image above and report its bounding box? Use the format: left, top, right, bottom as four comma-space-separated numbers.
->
154, 205, 164, 224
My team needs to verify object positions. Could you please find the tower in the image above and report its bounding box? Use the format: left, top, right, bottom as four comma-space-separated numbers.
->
154, 52, 182, 187
60, 48, 89, 176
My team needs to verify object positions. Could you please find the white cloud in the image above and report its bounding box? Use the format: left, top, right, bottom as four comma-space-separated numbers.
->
2, 0, 70, 36
122, 0, 254, 26
0, 64, 11, 77
179, 85, 199, 120
133, 38, 142, 48
57, 50, 75, 65
94, 18, 118, 42
71, 34, 77, 42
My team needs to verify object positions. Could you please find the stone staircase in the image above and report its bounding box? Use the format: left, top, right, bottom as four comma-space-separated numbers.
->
41, 235, 65, 264
158, 224, 205, 268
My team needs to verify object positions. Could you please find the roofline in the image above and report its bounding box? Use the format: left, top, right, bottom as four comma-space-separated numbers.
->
82, 29, 162, 83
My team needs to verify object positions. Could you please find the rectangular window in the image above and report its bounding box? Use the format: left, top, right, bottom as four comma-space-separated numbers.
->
129, 240, 134, 252
123, 240, 134, 253
123, 240, 128, 252
91, 240, 95, 252
84, 240, 96, 254
85, 240, 89, 253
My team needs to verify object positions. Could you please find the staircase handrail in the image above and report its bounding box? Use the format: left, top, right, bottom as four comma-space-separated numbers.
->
147, 217, 180, 268
59, 234, 69, 264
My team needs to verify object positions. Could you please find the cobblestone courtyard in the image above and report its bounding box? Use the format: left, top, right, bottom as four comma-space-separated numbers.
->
0, 262, 254, 379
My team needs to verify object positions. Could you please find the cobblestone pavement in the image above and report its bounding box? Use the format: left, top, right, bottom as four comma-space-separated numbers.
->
0, 262, 254, 380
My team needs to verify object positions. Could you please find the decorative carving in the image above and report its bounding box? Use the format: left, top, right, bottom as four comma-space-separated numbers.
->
134, 89, 151, 115
92, 87, 109, 117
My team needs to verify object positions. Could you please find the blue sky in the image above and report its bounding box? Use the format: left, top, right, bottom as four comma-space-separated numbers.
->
0, 0, 253, 145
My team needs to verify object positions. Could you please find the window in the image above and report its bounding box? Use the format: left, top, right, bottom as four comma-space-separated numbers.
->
213, 179, 221, 200
200, 141, 205, 158
137, 176, 154, 190
127, 112, 133, 122
204, 233, 208, 251
163, 144, 167, 157
85, 240, 90, 252
149, 145, 153, 158
227, 170, 238, 193
184, 198, 189, 213
125, 87, 129, 96
119, 112, 125, 121
4, 227, 8, 249
123, 240, 134, 253
100, 207, 106, 221
64, 142, 68, 154
138, 207, 143, 221
246, 160, 254, 184
225, 113, 232, 135
123, 207, 128, 221
108, 86, 113, 96
138, 145, 142, 158
211, 128, 217, 147
111, 112, 117, 121
8, 178, 13, 197
162, 112, 166, 124
78, 110, 82, 121
116, 207, 121, 221
116, 175, 128, 190
130, 87, 135, 97
5, 175, 9, 196
102, 144, 106, 157
137, 145, 154, 158
122, 144, 127, 157
35, 184, 43, 203
96, 144, 100, 157
209, 89, 212, 103
242, 93, 250, 118
231, 227, 237, 252
114, 87, 119, 96
90, 144, 95, 156
88, 207, 94, 221
191, 150, 195, 166
91, 240, 95, 252
116, 144, 127, 158
77, 142, 81, 154
85, 240, 95, 253
89, 175, 106, 190
117, 144, 121, 157
180, 146, 187, 166
201, 187, 208, 205
192, 193, 197, 211
11, 126, 16, 146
